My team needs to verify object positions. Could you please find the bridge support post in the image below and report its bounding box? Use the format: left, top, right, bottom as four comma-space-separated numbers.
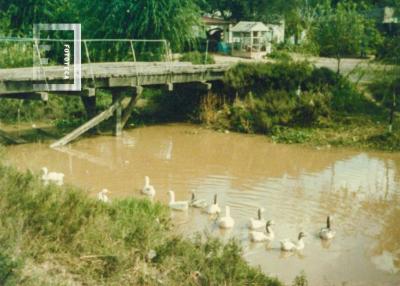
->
81, 96, 97, 119
112, 91, 123, 136
122, 86, 142, 128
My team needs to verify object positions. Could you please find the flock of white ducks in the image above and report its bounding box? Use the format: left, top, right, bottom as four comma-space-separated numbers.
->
41, 171, 336, 252
39, 168, 338, 257
135, 177, 336, 251
36, 172, 334, 253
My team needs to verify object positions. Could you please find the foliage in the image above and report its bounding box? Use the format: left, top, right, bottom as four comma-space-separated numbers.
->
267, 50, 292, 62
376, 35, 400, 64
368, 66, 400, 111
311, 1, 382, 71
212, 90, 330, 134
0, 253, 18, 286
0, 159, 282, 285
224, 61, 313, 96
180, 51, 215, 64
0, 43, 33, 68
292, 271, 309, 286
78, 0, 201, 51
0, 0, 76, 35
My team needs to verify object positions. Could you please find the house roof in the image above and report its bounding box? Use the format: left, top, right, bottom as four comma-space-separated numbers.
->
231, 21, 269, 32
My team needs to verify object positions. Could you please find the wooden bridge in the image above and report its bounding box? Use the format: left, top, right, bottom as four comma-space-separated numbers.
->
0, 61, 230, 147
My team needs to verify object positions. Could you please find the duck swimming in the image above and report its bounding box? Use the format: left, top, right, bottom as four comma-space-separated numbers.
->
319, 216, 336, 240
218, 205, 235, 229
206, 194, 221, 214
280, 232, 306, 251
250, 220, 275, 242
142, 176, 156, 198
189, 190, 207, 208
168, 190, 189, 211
248, 208, 266, 230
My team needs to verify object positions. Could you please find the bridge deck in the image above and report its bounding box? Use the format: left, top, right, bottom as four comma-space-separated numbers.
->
0, 62, 230, 95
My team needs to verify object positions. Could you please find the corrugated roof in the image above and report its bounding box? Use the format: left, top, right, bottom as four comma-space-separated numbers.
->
231, 21, 269, 32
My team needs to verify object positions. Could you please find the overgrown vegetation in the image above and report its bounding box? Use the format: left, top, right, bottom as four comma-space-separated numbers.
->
0, 151, 282, 285
197, 61, 400, 151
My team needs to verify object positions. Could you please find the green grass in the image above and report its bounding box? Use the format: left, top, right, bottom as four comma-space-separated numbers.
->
0, 151, 282, 285
270, 113, 400, 151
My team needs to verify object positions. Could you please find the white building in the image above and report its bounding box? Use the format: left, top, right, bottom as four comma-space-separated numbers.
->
230, 21, 285, 59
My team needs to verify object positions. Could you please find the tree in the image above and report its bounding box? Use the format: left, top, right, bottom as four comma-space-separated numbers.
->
78, 0, 201, 51
311, 1, 382, 73
0, 0, 76, 35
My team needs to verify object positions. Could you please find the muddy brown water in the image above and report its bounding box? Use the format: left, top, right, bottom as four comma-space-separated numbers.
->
5, 124, 400, 285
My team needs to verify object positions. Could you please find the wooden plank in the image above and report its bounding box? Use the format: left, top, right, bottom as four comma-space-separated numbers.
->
121, 86, 142, 128
0, 129, 26, 144
50, 96, 124, 148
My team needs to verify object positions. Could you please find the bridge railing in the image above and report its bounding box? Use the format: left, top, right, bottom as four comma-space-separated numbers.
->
0, 37, 176, 89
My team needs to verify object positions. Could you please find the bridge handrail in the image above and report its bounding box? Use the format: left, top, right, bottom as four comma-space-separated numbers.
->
0, 37, 168, 43
0, 37, 173, 88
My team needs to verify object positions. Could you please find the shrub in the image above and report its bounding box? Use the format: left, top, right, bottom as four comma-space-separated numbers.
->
212, 90, 331, 134
224, 61, 318, 97
368, 67, 400, 112
267, 50, 292, 62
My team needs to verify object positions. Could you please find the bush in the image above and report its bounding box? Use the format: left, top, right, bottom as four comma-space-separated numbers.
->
213, 62, 334, 133
208, 90, 331, 134
368, 67, 400, 112
180, 51, 215, 64
224, 61, 316, 97
331, 78, 373, 113
267, 50, 292, 62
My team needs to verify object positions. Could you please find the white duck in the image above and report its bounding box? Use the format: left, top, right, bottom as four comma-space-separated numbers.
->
41, 167, 64, 186
250, 220, 275, 242
189, 190, 207, 208
319, 216, 336, 240
248, 208, 266, 230
218, 206, 235, 229
280, 232, 306, 251
142, 176, 156, 198
168, 190, 189, 211
206, 194, 221, 214
97, 189, 110, 203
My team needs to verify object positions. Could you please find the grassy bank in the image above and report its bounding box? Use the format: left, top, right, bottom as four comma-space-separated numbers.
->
197, 61, 400, 152
0, 150, 282, 286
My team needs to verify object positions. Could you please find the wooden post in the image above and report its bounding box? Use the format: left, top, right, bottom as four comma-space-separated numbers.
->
81, 96, 96, 119
112, 91, 123, 136
121, 86, 142, 128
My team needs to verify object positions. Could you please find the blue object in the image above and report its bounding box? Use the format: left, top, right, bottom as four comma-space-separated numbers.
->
217, 42, 230, 54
